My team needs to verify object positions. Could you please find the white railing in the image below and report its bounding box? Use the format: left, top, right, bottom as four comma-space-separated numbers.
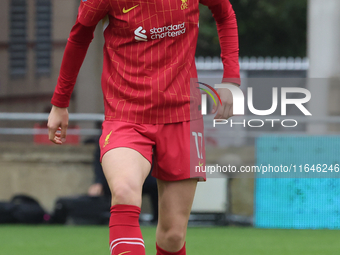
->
195, 56, 309, 71
1, 113, 340, 138
0, 113, 104, 136
0, 113, 104, 121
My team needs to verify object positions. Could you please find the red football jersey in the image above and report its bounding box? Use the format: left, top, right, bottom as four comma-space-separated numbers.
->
52, 0, 240, 124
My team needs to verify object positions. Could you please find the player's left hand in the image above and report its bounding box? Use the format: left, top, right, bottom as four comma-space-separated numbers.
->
212, 84, 235, 120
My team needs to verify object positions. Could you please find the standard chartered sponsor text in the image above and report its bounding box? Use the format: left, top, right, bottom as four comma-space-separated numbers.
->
150, 22, 186, 39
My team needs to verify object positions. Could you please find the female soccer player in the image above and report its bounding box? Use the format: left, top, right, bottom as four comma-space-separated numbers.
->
48, 0, 240, 254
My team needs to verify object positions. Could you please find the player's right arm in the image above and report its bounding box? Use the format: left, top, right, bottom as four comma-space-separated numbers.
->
48, 0, 110, 144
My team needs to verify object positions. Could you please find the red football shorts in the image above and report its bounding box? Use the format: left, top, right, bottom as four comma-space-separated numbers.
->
99, 118, 206, 181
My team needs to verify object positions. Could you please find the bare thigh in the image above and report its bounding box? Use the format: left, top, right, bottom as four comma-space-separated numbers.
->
101, 147, 151, 207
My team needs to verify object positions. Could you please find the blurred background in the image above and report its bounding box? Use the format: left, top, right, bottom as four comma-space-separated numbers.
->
1, 0, 340, 254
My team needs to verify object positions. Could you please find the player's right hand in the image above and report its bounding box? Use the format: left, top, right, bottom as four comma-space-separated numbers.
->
47, 105, 69, 144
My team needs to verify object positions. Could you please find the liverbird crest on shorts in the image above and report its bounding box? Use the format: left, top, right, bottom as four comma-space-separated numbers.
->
103, 131, 112, 148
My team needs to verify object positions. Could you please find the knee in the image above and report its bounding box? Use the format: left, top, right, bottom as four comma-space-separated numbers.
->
158, 227, 186, 250
110, 183, 141, 206
165, 230, 185, 247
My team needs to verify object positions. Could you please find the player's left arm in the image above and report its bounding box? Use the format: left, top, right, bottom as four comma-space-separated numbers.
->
200, 0, 240, 119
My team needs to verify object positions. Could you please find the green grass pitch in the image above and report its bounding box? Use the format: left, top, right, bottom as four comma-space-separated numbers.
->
0, 225, 339, 255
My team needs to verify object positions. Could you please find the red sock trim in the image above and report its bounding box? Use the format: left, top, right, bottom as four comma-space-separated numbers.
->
156, 243, 186, 255
109, 204, 141, 227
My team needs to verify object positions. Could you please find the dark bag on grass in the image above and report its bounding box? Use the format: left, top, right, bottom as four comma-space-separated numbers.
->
0, 202, 16, 223
50, 195, 111, 225
11, 195, 46, 224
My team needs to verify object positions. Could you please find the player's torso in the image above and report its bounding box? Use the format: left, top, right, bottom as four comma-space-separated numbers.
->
104, 0, 200, 45
100, 0, 201, 124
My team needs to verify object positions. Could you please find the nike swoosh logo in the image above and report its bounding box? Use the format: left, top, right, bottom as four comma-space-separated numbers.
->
123, 5, 139, 13
118, 252, 131, 255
